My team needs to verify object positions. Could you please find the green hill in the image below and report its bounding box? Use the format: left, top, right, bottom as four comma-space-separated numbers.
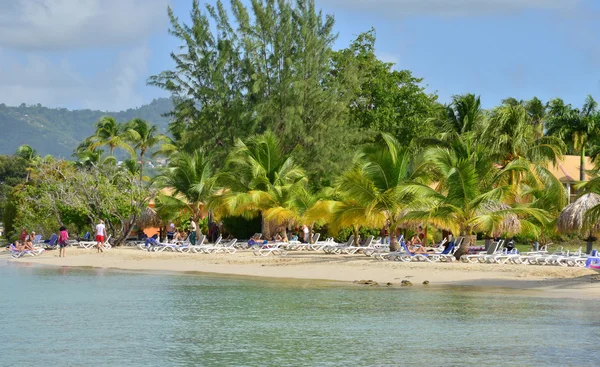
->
0, 98, 173, 157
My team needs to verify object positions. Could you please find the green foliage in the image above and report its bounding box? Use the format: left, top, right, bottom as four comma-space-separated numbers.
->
0, 98, 173, 157
148, 0, 359, 185
331, 29, 440, 143
12, 159, 153, 244
0, 155, 27, 221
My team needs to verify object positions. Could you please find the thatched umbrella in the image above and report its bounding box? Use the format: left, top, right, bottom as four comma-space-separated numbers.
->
557, 193, 600, 254
136, 207, 164, 229
477, 201, 522, 235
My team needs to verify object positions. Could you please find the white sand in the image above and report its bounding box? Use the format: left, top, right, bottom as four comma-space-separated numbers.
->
5, 247, 600, 297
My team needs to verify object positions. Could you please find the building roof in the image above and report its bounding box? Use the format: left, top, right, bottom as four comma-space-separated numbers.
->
547, 155, 593, 183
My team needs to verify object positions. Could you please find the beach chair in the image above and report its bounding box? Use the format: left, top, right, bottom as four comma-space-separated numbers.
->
309, 237, 335, 251
32, 234, 43, 245
43, 234, 59, 249
289, 233, 320, 251
78, 234, 111, 249
253, 243, 287, 256
398, 242, 434, 262
9, 243, 45, 258
341, 236, 375, 255
374, 236, 406, 261
192, 235, 220, 253
461, 240, 503, 263
203, 239, 238, 254
323, 235, 355, 254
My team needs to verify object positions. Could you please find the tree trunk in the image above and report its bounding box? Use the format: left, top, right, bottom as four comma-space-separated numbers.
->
580, 148, 586, 183
389, 235, 399, 252
353, 226, 360, 246
140, 150, 145, 181
454, 234, 475, 260
586, 235, 595, 255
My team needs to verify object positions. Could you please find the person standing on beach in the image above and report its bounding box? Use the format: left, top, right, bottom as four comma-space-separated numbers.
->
189, 217, 197, 246
58, 226, 69, 257
302, 225, 309, 243
95, 220, 107, 253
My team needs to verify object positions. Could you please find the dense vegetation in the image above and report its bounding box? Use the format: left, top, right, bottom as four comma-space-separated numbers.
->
0, 98, 173, 157
4, 0, 600, 254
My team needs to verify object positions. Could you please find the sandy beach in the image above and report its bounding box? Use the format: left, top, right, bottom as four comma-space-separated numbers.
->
4, 247, 600, 297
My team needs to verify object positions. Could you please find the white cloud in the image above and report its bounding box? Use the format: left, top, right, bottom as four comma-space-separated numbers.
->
0, 0, 168, 50
0, 45, 152, 111
318, 0, 579, 17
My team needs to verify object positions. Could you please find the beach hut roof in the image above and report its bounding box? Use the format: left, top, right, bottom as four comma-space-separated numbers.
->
136, 207, 164, 228
476, 201, 521, 234
557, 193, 600, 235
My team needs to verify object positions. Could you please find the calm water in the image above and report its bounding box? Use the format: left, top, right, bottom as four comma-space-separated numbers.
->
2, 261, 599, 367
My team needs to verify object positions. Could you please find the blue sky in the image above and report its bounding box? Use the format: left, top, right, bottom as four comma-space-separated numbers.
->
1, 0, 599, 111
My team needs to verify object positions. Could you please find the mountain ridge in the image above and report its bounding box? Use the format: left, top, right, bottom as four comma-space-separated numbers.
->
0, 98, 173, 157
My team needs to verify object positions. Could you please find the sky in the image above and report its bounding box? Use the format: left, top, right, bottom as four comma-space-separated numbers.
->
0, 0, 599, 111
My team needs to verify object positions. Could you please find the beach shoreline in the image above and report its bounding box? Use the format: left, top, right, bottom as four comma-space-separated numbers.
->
4, 247, 600, 297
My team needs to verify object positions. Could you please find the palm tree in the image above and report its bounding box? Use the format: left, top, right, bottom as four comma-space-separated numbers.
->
211, 131, 306, 235
15, 144, 40, 181
89, 116, 134, 157
307, 133, 428, 251
546, 96, 600, 181
401, 136, 550, 255
154, 149, 216, 225
73, 148, 116, 168
126, 118, 166, 181
438, 94, 485, 135
484, 104, 565, 168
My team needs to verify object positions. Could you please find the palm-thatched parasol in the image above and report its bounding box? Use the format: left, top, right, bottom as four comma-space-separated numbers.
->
557, 193, 600, 254
136, 207, 164, 229
476, 201, 522, 234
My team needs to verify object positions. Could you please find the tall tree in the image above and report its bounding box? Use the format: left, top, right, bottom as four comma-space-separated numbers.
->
440, 94, 485, 136
330, 29, 439, 143
148, 0, 356, 185
155, 149, 216, 226
546, 96, 600, 181
89, 116, 134, 157
211, 130, 306, 234
15, 144, 40, 182
126, 118, 165, 181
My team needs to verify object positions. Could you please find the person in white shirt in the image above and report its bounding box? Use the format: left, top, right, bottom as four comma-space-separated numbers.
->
303, 225, 309, 243
96, 220, 107, 253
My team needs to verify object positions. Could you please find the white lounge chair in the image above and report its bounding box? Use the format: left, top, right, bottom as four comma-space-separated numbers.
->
79, 235, 111, 249
9, 244, 45, 258
202, 239, 238, 254
253, 242, 287, 256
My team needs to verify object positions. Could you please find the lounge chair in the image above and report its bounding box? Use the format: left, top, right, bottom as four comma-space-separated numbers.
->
322, 235, 355, 254
341, 236, 375, 255
78, 234, 111, 249
9, 244, 45, 258
461, 240, 504, 263
202, 239, 238, 254
252, 242, 288, 256
192, 235, 220, 253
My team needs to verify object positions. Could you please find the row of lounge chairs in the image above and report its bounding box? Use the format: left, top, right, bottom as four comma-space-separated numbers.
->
463, 240, 597, 267
138, 235, 238, 254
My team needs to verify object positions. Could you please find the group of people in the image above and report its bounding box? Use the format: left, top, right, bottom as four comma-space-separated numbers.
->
11, 225, 71, 257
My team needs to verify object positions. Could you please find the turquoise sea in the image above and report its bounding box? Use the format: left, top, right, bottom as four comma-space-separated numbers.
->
2, 261, 599, 366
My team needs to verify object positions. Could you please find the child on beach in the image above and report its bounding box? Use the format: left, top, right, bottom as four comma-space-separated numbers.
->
58, 226, 69, 257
